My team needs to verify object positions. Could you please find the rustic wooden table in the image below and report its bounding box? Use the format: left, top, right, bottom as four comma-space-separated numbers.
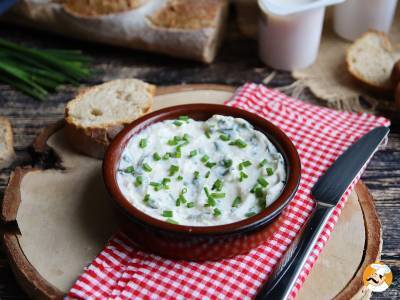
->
0, 21, 399, 299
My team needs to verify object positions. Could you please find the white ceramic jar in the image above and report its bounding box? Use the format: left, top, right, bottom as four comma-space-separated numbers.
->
334, 0, 398, 41
258, 0, 345, 71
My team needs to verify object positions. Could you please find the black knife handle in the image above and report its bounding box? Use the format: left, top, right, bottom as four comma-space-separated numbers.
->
255, 203, 335, 300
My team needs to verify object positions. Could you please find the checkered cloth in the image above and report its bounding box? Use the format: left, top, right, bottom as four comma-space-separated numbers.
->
68, 83, 390, 300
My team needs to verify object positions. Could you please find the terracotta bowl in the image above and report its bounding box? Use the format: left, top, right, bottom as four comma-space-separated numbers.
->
103, 104, 301, 261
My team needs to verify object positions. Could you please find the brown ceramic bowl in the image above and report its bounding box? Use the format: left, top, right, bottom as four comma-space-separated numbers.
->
103, 104, 301, 261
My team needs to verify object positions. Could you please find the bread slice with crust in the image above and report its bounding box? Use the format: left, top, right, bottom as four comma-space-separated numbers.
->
0, 117, 16, 169
65, 79, 155, 158
346, 31, 400, 92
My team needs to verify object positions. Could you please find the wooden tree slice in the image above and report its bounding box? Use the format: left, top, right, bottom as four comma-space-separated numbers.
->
1, 84, 382, 300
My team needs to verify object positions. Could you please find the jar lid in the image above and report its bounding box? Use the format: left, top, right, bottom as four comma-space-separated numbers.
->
258, 0, 346, 15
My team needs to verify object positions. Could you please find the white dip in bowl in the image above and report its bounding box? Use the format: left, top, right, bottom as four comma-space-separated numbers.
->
117, 115, 286, 226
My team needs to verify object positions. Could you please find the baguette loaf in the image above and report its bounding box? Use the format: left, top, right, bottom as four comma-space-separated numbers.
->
346, 31, 400, 92
2, 0, 228, 63
0, 117, 16, 169
65, 79, 155, 159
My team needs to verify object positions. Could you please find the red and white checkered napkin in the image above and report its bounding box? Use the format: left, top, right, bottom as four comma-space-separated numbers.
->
68, 83, 390, 300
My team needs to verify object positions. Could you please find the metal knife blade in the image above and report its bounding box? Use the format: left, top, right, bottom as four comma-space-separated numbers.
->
311, 126, 389, 206
255, 126, 389, 300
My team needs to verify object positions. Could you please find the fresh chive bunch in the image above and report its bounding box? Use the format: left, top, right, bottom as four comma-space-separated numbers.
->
0, 37, 92, 101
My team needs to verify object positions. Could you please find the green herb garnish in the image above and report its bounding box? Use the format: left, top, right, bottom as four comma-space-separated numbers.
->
205, 171, 211, 178
245, 212, 257, 218
176, 175, 183, 181
257, 177, 269, 188
266, 167, 274, 176
212, 179, 223, 191
239, 160, 252, 170
162, 153, 170, 160
139, 139, 147, 148
173, 120, 183, 127
205, 128, 212, 139
201, 155, 209, 163
169, 165, 179, 176
186, 202, 195, 208
213, 208, 222, 217
143, 194, 150, 203
193, 171, 200, 180
142, 163, 152, 172
182, 133, 190, 142
166, 218, 179, 224
232, 196, 241, 208
219, 134, 230, 141
211, 193, 225, 199
150, 182, 162, 191
239, 171, 248, 182
223, 159, 233, 168
189, 150, 198, 158
153, 152, 161, 161
135, 176, 142, 187
178, 115, 189, 121
205, 162, 216, 168
123, 166, 135, 174
229, 139, 247, 148
162, 210, 173, 217
258, 159, 267, 168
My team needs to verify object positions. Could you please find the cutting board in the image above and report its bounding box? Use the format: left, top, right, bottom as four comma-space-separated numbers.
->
1, 84, 381, 299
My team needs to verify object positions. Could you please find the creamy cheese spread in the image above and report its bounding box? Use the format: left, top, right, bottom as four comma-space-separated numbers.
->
117, 115, 286, 226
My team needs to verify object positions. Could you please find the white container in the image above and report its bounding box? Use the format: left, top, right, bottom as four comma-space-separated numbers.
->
333, 0, 398, 41
258, 0, 345, 71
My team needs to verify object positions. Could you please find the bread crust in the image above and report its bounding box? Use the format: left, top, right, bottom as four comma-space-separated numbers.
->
64, 80, 155, 159
2, 0, 228, 63
0, 117, 16, 169
346, 30, 395, 93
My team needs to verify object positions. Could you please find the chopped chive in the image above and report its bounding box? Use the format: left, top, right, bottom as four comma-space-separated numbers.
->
204, 197, 216, 207
162, 210, 173, 218
266, 167, 274, 176
182, 133, 190, 142
213, 208, 222, 217
250, 184, 258, 193
163, 153, 170, 160
211, 193, 225, 199
204, 187, 210, 197
257, 177, 269, 188
166, 218, 179, 224
189, 150, 198, 158
124, 166, 135, 174
169, 165, 179, 176
150, 182, 162, 191
177, 175, 183, 181
219, 134, 230, 141
139, 139, 147, 148
245, 212, 257, 218
201, 155, 209, 163
239, 160, 252, 170
162, 178, 171, 185
143, 194, 150, 203
205, 171, 211, 178
258, 159, 268, 168
193, 171, 200, 180
212, 179, 223, 191
153, 152, 161, 161
176, 198, 181, 206
167, 136, 180, 146
255, 187, 264, 198
182, 187, 188, 194
187, 202, 195, 208
223, 159, 233, 168
229, 139, 247, 148
135, 176, 143, 187
142, 163, 152, 172
178, 115, 189, 121
176, 194, 187, 206
232, 196, 241, 208
205, 162, 216, 168
173, 120, 183, 127
239, 171, 248, 182
174, 151, 181, 158
205, 128, 211, 139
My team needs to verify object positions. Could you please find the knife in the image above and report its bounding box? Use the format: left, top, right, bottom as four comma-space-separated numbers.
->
255, 126, 389, 300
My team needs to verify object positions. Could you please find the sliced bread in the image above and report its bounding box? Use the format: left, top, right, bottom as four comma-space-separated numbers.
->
65, 79, 155, 158
346, 30, 400, 92
0, 117, 16, 169
62, 0, 148, 17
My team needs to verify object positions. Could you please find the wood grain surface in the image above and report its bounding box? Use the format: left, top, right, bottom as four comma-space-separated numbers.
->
0, 16, 399, 299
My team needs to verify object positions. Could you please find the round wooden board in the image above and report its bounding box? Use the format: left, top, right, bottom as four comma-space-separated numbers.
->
1, 84, 381, 300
